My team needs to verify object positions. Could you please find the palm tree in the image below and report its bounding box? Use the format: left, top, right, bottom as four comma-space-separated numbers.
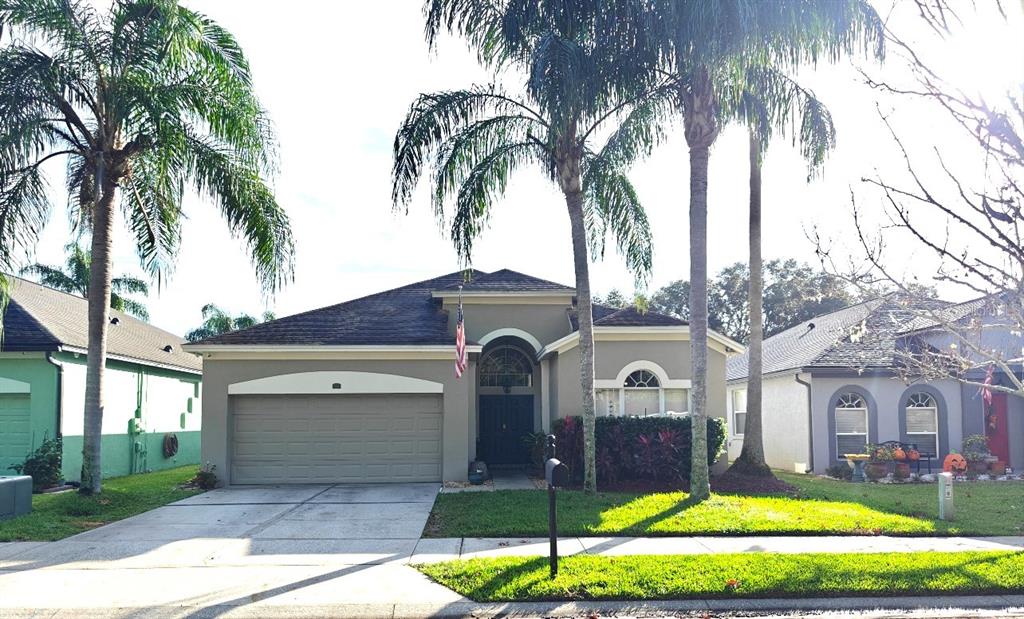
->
0, 0, 294, 493
727, 69, 837, 477
22, 243, 150, 320
186, 303, 275, 342
598, 0, 884, 501
396, 1, 658, 493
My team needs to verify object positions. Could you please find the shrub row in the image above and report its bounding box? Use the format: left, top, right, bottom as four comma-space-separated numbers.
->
549, 415, 726, 486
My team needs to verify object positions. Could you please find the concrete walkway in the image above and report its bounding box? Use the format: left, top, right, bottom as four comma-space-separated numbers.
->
417, 534, 1024, 562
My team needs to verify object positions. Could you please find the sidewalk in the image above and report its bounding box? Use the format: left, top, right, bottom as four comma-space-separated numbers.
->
413, 534, 1024, 563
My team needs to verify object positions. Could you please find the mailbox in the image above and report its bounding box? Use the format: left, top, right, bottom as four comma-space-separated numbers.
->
545, 458, 569, 487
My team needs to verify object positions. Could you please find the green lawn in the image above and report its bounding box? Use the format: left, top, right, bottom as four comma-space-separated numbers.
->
0, 466, 202, 541
425, 473, 1024, 538
418, 551, 1024, 601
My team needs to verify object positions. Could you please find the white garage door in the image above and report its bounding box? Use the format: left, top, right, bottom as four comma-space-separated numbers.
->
230, 393, 443, 484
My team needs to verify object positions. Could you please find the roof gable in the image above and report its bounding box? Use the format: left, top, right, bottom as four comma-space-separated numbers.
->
441, 269, 574, 294
3, 277, 200, 373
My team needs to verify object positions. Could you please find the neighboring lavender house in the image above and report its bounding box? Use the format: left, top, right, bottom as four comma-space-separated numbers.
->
724, 296, 1016, 474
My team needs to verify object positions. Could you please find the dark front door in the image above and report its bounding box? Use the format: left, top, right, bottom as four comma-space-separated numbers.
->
478, 395, 534, 466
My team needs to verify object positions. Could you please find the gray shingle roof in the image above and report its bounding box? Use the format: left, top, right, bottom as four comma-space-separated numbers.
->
567, 304, 684, 330
3, 276, 200, 373
594, 306, 686, 327
190, 270, 486, 347
443, 269, 575, 293
726, 296, 952, 381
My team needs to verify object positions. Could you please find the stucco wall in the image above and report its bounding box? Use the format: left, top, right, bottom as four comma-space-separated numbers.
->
199, 357, 471, 484
727, 372, 812, 472
445, 301, 573, 350
809, 374, 963, 473
58, 354, 201, 481
554, 339, 695, 416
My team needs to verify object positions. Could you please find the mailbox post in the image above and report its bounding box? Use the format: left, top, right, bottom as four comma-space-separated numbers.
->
544, 434, 568, 578
938, 472, 954, 520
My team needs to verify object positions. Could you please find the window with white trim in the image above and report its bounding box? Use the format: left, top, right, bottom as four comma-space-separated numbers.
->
835, 393, 868, 457
595, 388, 619, 416
623, 370, 660, 416
905, 392, 938, 455
731, 389, 747, 436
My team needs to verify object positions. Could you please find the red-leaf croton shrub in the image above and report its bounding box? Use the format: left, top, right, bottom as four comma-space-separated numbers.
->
551, 415, 726, 487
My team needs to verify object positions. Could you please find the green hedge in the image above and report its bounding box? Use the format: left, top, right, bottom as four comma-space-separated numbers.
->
550, 415, 726, 486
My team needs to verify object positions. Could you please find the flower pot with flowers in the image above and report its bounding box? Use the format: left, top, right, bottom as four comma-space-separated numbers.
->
864, 444, 893, 481
962, 434, 992, 476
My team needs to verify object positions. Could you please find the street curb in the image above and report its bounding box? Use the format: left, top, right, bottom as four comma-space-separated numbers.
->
13, 595, 1024, 618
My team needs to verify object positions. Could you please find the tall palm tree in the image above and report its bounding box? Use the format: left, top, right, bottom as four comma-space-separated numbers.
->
598, 0, 884, 501
727, 68, 837, 477
396, 1, 658, 493
186, 303, 275, 342
22, 243, 150, 320
0, 0, 294, 493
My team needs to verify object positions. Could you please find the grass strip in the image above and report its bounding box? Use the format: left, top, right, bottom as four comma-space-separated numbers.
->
0, 465, 202, 541
418, 551, 1024, 601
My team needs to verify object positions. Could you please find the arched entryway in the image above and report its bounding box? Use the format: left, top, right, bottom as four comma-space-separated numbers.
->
476, 337, 539, 466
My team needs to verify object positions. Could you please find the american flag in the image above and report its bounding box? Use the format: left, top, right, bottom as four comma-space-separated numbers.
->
980, 363, 995, 407
455, 290, 467, 378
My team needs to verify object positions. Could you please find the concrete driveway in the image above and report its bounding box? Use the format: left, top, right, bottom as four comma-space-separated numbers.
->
0, 483, 466, 617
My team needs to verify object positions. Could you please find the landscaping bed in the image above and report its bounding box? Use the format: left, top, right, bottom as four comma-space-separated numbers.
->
418, 551, 1024, 601
425, 471, 1024, 538
0, 465, 202, 541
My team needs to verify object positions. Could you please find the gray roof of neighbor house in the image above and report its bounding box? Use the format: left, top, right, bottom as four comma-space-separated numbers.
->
189, 269, 685, 348
726, 296, 951, 381
2, 276, 200, 373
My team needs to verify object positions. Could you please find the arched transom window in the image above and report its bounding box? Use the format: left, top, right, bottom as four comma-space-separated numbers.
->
624, 370, 660, 388
835, 393, 868, 458
905, 392, 938, 455
479, 345, 533, 388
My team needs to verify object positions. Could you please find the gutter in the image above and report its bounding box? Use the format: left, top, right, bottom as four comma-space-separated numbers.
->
45, 352, 64, 438
795, 372, 813, 473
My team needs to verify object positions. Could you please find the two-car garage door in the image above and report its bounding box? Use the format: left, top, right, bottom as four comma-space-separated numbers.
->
230, 393, 442, 484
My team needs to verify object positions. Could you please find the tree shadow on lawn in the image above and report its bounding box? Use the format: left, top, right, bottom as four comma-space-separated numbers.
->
426, 552, 1024, 602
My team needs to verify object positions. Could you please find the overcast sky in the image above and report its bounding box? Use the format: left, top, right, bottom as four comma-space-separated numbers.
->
22, 0, 1024, 336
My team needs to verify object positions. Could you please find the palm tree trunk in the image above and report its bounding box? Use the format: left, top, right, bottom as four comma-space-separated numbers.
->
565, 186, 598, 494
729, 131, 772, 477
80, 171, 117, 495
683, 69, 718, 503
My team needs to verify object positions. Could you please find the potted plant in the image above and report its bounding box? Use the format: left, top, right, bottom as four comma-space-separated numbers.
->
962, 434, 992, 475
864, 444, 892, 481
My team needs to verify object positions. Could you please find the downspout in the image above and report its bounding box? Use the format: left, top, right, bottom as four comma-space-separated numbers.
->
45, 352, 64, 439
795, 372, 813, 473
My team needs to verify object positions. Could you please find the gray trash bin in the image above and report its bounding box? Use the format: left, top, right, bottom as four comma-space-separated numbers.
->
0, 475, 32, 521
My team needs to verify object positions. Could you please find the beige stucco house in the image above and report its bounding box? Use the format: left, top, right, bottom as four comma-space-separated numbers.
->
185, 269, 741, 485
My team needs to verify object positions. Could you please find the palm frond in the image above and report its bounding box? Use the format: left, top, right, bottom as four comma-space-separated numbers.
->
183, 135, 294, 292
392, 86, 547, 209
19, 262, 79, 294
110, 294, 149, 321
111, 274, 148, 296
582, 158, 654, 285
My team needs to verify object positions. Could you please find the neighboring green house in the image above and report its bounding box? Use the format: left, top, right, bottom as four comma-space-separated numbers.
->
0, 276, 201, 482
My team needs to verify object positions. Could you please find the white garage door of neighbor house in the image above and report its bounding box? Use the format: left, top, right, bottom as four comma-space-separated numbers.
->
230, 393, 443, 484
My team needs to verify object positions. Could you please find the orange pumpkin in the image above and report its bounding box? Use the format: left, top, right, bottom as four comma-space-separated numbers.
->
943, 453, 967, 473
908, 449, 921, 461
893, 448, 907, 461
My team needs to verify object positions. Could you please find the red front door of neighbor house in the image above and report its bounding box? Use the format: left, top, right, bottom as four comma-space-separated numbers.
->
987, 393, 1011, 465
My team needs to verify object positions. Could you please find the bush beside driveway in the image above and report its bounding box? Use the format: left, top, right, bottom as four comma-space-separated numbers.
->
0, 465, 201, 541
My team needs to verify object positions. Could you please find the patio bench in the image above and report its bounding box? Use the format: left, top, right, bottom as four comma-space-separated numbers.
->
877, 441, 934, 474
